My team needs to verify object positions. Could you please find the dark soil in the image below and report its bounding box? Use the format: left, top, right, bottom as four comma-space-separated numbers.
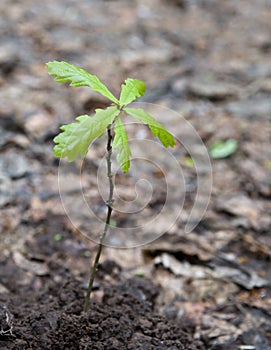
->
0, 213, 205, 349
0, 276, 204, 350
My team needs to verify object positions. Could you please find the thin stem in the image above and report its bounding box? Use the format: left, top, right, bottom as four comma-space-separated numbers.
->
83, 126, 114, 312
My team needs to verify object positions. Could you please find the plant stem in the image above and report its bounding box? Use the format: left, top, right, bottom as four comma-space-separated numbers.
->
83, 126, 114, 312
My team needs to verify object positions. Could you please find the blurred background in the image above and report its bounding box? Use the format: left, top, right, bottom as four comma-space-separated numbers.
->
0, 0, 271, 348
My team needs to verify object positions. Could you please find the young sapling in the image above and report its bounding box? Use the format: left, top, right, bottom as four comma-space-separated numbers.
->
46, 61, 176, 311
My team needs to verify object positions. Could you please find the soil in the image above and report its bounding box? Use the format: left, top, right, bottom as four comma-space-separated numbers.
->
0, 275, 204, 350
0, 215, 206, 349
1, 0, 271, 349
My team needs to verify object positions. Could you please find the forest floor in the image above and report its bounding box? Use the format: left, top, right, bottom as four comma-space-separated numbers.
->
0, 0, 271, 349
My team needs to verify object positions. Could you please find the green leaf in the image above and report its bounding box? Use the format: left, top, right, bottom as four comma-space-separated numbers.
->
119, 78, 146, 106
53, 233, 62, 241
209, 139, 237, 159
54, 106, 120, 161
46, 61, 119, 104
183, 156, 195, 167
109, 219, 117, 228
124, 107, 176, 148
112, 117, 131, 173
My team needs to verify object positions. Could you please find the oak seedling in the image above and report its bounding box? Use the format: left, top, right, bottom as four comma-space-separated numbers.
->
46, 61, 176, 311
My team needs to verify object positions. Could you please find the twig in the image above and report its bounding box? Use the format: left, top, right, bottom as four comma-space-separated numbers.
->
83, 126, 114, 312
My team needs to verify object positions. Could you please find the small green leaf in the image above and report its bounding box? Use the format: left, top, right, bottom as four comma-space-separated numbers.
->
54, 233, 62, 241
54, 106, 120, 161
125, 107, 176, 148
109, 219, 117, 228
112, 117, 131, 173
135, 270, 145, 277
209, 139, 237, 159
46, 61, 119, 104
119, 78, 146, 106
183, 156, 194, 167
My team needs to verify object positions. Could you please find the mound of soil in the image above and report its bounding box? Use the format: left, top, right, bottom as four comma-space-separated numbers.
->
0, 277, 204, 349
